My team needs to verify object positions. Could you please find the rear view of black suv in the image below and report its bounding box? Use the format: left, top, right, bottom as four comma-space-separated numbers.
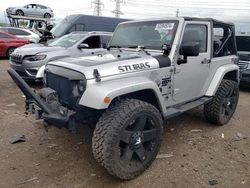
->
236, 35, 250, 87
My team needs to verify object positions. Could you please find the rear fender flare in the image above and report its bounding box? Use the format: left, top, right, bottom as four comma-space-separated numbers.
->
205, 64, 239, 96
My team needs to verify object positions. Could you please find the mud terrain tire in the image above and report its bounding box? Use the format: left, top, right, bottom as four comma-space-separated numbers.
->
204, 79, 239, 125
92, 99, 163, 180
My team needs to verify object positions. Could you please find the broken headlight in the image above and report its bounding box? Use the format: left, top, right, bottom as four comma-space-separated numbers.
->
72, 80, 86, 97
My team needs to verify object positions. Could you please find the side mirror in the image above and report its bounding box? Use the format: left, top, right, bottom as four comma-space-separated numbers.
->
162, 44, 171, 55
179, 42, 200, 57
78, 43, 89, 49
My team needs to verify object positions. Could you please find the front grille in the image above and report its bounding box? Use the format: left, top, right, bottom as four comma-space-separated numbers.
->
45, 65, 86, 110
46, 72, 71, 106
10, 54, 23, 64
16, 70, 28, 77
238, 61, 249, 70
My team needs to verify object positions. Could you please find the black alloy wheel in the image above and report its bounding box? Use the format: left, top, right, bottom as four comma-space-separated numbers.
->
92, 99, 163, 180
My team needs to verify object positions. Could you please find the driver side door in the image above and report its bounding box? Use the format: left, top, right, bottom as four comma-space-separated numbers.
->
172, 22, 211, 104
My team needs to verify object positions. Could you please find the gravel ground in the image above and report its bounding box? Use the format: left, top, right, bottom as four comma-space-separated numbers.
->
0, 59, 249, 188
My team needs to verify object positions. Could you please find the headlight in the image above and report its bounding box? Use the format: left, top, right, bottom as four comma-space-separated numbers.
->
78, 80, 86, 93
24, 55, 47, 61
72, 80, 86, 97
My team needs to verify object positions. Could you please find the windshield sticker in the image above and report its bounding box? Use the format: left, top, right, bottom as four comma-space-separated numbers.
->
155, 23, 175, 31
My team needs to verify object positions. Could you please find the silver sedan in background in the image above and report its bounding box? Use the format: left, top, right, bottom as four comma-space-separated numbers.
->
9, 31, 112, 81
6, 4, 54, 18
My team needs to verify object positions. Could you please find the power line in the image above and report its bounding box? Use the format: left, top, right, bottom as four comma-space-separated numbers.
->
126, 0, 250, 10
91, 0, 104, 16
111, 0, 124, 18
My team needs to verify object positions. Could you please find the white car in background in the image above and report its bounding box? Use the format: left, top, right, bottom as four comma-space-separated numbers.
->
0, 27, 40, 43
6, 4, 54, 18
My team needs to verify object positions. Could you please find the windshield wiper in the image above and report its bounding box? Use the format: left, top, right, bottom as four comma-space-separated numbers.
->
127, 45, 150, 55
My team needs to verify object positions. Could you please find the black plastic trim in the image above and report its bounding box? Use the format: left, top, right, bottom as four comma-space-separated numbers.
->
153, 55, 171, 68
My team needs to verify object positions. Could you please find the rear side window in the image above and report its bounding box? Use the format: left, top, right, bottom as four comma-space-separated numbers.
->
68, 24, 85, 33
83, 36, 101, 48
38, 5, 47, 9
182, 24, 207, 53
213, 24, 236, 57
236, 36, 250, 52
9, 29, 30, 36
0, 33, 11, 39
100, 35, 111, 48
76, 24, 85, 31
0, 28, 9, 33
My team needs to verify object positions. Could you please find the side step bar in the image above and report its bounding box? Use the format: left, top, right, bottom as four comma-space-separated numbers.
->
163, 97, 212, 119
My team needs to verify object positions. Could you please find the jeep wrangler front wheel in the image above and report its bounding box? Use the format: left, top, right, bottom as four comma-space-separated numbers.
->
92, 99, 163, 180
204, 79, 239, 125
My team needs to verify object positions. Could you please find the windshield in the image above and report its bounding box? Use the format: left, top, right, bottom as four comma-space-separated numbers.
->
109, 20, 178, 50
50, 21, 70, 38
49, 34, 85, 48
236, 36, 250, 52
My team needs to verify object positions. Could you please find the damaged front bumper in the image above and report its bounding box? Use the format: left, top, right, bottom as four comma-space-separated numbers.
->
8, 69, 76, 131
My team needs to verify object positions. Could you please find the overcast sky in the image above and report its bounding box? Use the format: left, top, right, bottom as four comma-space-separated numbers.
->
1, 0, 250, 30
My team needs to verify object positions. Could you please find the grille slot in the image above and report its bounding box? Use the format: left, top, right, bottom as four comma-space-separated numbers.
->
238, 61, 249, 70
45, 65, 86, 109
46, 72, 71, 106
10, 54, 23, 64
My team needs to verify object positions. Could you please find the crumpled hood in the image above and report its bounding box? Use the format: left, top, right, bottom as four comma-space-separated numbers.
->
14, 45, 64, 56
47, 51, 161, 79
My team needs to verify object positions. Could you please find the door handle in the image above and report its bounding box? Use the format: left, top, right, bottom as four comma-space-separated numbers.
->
201, 58, 211, 64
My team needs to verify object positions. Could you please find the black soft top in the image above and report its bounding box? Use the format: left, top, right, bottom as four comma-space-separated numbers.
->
184, 17, 234, 27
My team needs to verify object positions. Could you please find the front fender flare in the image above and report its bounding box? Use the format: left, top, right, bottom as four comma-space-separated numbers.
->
205, 64, 239, 96
79, 77, 166, 113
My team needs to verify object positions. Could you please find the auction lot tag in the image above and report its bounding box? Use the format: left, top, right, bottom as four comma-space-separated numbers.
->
155, 23, 175, 31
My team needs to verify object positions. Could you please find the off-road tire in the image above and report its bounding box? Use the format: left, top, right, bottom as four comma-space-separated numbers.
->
16, 10, 24, 16
6, 47, 16, 58
204, 79, 239, 125
92, 99, 163, 180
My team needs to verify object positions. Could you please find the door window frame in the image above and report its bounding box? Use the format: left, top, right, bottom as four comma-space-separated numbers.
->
180, 23, 209, 54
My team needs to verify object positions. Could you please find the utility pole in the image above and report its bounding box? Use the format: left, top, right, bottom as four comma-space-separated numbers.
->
111, 0, 124, 18
92, 0, 104, 16
176, 8, 179, 17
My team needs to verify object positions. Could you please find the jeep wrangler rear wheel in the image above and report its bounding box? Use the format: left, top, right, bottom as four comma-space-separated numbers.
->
92, 99, 163, 180
204, 79, 239, 125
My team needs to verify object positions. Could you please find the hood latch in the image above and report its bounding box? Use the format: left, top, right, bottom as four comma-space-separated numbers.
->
93, 69, 101, 82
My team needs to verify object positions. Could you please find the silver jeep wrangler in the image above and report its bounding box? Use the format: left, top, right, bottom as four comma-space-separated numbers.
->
8, 17, 239, 180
